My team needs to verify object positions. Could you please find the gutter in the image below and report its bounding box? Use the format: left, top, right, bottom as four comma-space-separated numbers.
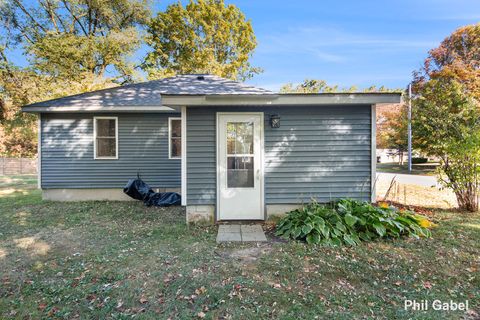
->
22, 93, 402, 113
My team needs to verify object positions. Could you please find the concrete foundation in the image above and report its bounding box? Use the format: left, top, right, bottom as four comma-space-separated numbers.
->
266, 204, 301, 221
42, 190, 300, 223
42, 188, 181, 201
185, 204, 301, 225
186, 205, 215, 224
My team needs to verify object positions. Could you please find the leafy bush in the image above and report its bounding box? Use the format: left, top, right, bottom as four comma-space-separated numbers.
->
275, 199, 432, 246
412, 157, 428, 164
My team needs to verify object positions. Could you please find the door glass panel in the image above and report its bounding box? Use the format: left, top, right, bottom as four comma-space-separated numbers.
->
226, 121, 254, 188
227, 156, 254, 188
227, 122, 253, 154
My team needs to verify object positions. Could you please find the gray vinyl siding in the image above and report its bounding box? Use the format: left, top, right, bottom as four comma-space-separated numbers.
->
186, 108, 217, 204
41, 113, 181, 188
186, 105, 372, 205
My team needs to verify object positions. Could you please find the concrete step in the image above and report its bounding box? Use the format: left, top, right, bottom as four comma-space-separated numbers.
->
216, 224, 267, 243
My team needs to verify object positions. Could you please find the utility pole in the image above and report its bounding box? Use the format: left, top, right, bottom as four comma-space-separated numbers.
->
408, 83, 412, 172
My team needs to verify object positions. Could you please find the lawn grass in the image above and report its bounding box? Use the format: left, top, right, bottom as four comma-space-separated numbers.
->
377, 163, 438, 176
1, 176, 479, 319
376, 180, 458, 210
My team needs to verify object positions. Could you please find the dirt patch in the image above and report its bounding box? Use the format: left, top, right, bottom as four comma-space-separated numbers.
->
264, 224, 288, 243
216, 244, 273, 265
0, 227, 90, 263
36, 227, 91, 255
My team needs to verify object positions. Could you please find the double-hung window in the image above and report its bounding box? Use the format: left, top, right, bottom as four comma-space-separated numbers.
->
169, 118, 182, 159
94, 117, 118, 159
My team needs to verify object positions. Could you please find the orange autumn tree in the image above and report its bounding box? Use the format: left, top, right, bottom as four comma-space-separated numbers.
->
413, 23, 480, 98
413, 24, 480, 212
376, 104, 408, 164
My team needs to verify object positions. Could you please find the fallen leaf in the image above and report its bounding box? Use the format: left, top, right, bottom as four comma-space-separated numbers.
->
197, 311, 206, 318
47, 307, 59, 317
195, 286, 207, 295
86, 294, 97, 302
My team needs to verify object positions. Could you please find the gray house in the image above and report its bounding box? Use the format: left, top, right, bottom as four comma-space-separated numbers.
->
22, 74, 401, 223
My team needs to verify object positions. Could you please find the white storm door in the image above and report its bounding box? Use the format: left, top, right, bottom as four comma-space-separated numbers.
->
217, 113, 264, 220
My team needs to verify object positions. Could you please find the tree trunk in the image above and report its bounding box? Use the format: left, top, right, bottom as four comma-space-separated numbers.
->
452, 183, 479, 212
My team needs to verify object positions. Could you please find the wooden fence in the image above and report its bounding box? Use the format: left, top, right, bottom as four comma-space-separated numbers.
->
0, 158, 38, 175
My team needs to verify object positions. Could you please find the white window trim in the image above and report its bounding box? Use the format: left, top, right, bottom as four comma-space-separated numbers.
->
94, 116, 118, 160
168, 117, 182, 159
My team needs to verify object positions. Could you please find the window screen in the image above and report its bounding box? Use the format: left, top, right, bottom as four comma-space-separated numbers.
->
95, 118, 117, 158
170, 118, 182, 158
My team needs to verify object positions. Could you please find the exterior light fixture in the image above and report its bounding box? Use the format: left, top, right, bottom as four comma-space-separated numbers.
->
270, 114, 280, 128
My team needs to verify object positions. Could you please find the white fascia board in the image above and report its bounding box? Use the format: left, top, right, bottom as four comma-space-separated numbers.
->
22, 105, 181, 113
22, 93, 401, 113
162, 93, 402, 106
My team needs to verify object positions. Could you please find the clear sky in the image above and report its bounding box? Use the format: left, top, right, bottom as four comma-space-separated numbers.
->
224, 0, 480, 91
8, 0, 480, 91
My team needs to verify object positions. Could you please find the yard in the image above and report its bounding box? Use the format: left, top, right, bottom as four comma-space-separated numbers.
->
377, 163, 438, 176
1, 176, 479, 319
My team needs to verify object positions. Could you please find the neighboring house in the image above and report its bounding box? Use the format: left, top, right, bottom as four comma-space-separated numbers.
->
377, 148, 407, 164
22, 74, 401, 223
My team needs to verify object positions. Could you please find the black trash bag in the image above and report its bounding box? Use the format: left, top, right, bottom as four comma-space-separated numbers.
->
123, 178, 181, 207
123, 178, 154, 201
144, 192, 181, 207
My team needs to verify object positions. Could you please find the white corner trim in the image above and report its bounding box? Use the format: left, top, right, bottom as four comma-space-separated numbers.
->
216, 112, 220, 220
181, 107, 187, 206
168, 117, 182, 160
371, 104, 377, 203
37, 114, 42, 189
93, 116, 118, 160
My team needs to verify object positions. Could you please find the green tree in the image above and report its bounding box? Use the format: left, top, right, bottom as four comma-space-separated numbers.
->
280, 79, 400, 93
413, 24, 480, 212
0, 0, 150, 157
413, 78, 480, 212
280, 79, 357, 93
143, 0, 260, 80
0, 0, 150, 83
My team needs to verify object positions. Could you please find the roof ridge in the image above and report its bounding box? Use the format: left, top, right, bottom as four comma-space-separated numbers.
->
23, 74, 273, 108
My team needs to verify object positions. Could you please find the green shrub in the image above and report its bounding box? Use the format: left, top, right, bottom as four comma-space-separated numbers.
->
412, 157, 428, 164
275, 199, 432, 246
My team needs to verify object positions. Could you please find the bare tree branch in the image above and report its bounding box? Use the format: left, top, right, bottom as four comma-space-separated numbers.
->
61, 0, 89, 36
12, 0, 47, 34
38, 0, 59, 33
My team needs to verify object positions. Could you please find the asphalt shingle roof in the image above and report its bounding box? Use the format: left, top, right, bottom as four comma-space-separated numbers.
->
25, 74, 274, 108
